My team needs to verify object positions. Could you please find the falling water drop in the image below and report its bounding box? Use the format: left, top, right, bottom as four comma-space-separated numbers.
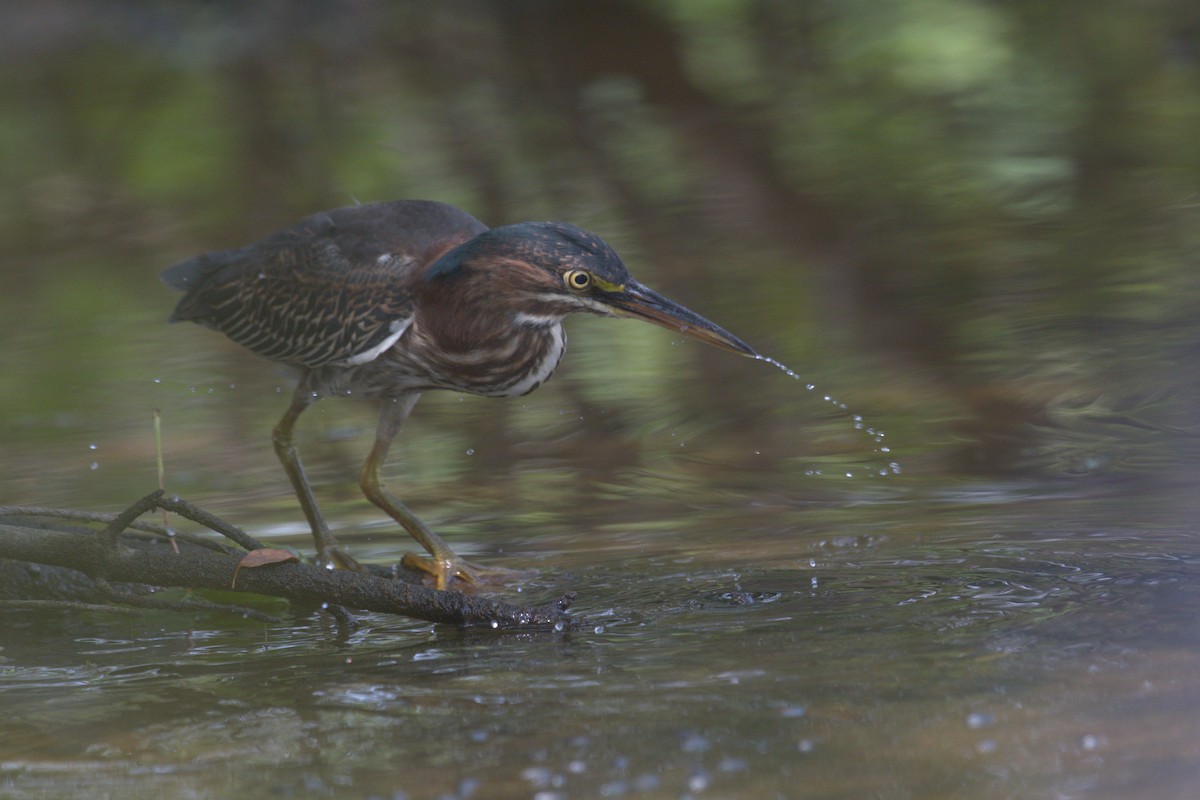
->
752, 353, 898, 477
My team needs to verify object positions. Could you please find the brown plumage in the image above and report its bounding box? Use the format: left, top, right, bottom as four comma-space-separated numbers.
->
164, 200, 755, 589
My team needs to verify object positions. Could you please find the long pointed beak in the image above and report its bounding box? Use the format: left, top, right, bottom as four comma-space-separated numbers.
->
604, 281, 757, 357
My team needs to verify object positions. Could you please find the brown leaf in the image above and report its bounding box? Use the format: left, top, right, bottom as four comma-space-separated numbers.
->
231, 548, 299, 589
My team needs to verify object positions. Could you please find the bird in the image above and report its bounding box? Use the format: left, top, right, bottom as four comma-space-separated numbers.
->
162, 200, 757, 589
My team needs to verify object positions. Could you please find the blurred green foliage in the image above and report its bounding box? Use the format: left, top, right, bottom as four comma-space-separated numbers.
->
2, 0, 1198, 500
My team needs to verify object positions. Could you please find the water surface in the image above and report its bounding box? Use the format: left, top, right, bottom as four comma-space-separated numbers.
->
3, 3, 1199, 798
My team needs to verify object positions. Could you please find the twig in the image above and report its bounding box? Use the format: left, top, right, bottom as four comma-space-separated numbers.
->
0, 506, 241, 556
154, 408, 180, 554
325, 602, 360, 635
101, 490, 166, 549
153, 494, 266, 551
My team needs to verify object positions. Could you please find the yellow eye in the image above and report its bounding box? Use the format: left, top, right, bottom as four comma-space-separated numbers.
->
564, 270, 592, 292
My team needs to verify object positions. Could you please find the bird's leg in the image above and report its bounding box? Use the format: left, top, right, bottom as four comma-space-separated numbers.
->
272, 384, 360, 570
359, 395, 508, 590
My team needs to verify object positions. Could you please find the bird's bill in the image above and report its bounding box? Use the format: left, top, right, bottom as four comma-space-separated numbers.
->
606, 281, 757, 357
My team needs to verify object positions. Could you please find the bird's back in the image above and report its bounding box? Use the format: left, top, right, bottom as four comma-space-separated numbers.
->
163, 200, 488, 368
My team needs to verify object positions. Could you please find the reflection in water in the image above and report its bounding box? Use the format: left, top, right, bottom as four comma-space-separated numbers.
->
3, 489, 1198, 798
3, 2, 1200, 798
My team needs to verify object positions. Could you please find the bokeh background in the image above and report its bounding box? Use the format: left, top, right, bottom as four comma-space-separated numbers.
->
3, 2, 1200, 799
5, 0, 1198, 495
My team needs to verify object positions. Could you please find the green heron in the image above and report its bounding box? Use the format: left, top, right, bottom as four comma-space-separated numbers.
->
163, 200, 756, 589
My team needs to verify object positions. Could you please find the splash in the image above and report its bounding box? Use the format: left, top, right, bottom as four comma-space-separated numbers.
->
754, 354, 901, 478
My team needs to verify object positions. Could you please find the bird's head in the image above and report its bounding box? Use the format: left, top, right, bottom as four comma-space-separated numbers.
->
424, 221, 756, 357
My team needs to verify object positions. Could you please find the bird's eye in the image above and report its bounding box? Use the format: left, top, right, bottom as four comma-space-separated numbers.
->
564, 270, 592, 292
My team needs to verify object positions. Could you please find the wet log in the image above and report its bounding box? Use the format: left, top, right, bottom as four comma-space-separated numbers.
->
0, 491, 574, 630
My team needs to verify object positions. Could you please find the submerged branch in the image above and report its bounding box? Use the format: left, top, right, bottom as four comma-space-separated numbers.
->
0, 494, 574, 629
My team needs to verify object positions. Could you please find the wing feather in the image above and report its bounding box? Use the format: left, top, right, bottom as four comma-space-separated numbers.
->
164, 200, 487, 368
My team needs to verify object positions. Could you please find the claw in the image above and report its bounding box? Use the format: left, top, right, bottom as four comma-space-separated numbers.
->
400, 552, 530, 591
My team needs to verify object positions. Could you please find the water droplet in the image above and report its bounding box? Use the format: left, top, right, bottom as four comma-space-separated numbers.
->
88, 443, 97, 450
754, 353, 899, 478
521, 766, 554, 787
490, 620, 499, 629
966, 712, 994, 729
89, 461, 99, 470
466, 448, 475, 456
152, 377, 162, 384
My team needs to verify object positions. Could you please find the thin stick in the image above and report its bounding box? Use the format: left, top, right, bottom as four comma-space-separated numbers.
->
101, 490, 165, 549
0, 506, 235, 554
153, 494, 266, 551
154, 409, 180, 554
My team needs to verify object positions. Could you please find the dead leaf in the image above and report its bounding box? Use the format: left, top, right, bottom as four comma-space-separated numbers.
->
231, 548, 299, 589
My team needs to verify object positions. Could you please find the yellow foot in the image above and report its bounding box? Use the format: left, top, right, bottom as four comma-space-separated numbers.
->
400, 552, 532, 591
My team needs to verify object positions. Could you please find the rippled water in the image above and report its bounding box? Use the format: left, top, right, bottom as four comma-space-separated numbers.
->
4, 4, 1200, 797
4, 471, 1199, 798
